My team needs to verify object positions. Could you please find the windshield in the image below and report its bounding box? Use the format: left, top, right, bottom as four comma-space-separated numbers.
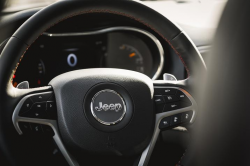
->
4, 0, 222, 12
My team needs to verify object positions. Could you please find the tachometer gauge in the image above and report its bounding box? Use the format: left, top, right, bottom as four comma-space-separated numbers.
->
102, 44, 146, 74
118, 44, 145, 73
102, 32, 153, 78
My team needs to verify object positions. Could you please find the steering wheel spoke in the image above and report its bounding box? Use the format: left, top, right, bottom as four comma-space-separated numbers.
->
12, 89, 79, 166
138, 81, 197, 166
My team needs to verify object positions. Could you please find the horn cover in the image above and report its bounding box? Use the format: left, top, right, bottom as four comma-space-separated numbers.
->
49, 69, 155, 156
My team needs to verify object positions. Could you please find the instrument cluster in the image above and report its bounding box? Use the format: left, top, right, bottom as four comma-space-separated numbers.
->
13, 27, 164, 88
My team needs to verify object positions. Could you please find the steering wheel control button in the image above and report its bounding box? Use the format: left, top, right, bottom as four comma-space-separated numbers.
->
19, 122, 54, 135
176, 91, 190, 102
30, 93, 52, 103
159, 112, 192, 130
33, 102, 46, 110
156, 88, 177, 95
91, 90, 126, 125
170, 114, 181, 126
181, 111, 193, 123
19, 122, 31, 133
163, 101, 192, 112
19, 98, 33, 114
159, 117, 170, 129
30, 123, 43, 133
163, 95, 177, 103
154, 95, 165, 104
153, 88, 194, 113
164, 102, 180, 111
24, 102, 47, 118
27, 109, 45, 118
46, 101, 57, 119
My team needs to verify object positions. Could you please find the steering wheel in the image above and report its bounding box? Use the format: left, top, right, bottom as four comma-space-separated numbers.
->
0, 0, 206, 165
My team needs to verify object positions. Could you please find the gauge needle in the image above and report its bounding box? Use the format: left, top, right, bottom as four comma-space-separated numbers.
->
129, 53, 136, 58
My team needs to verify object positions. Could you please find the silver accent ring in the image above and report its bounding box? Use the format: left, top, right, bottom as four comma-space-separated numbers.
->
90, 89, 127, 125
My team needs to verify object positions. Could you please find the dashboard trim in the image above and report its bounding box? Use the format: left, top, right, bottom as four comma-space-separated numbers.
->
43, 26, 164, 80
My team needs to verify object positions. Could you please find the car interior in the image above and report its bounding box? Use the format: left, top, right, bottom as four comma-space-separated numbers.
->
2, 0, 250, 166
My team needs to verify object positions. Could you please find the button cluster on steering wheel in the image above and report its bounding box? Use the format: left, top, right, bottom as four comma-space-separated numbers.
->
19, 92, 57, 120
154, 87, 192, 113
18, 122, 54, 136
159, 111, 193, 129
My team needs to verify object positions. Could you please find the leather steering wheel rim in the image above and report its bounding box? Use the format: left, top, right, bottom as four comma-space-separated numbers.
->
0, 0, 206, 165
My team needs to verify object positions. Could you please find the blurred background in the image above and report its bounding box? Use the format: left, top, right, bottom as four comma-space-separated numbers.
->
2, 0, 227, 48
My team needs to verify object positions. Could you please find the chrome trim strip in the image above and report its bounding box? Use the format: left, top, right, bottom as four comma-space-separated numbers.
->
43, 26, 164, 80
12, 92, 79, 166
138, 87, 197, 166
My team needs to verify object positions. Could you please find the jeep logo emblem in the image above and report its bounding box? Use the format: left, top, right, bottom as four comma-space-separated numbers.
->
95, 102, 122, 112
91, 90, 126, 125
